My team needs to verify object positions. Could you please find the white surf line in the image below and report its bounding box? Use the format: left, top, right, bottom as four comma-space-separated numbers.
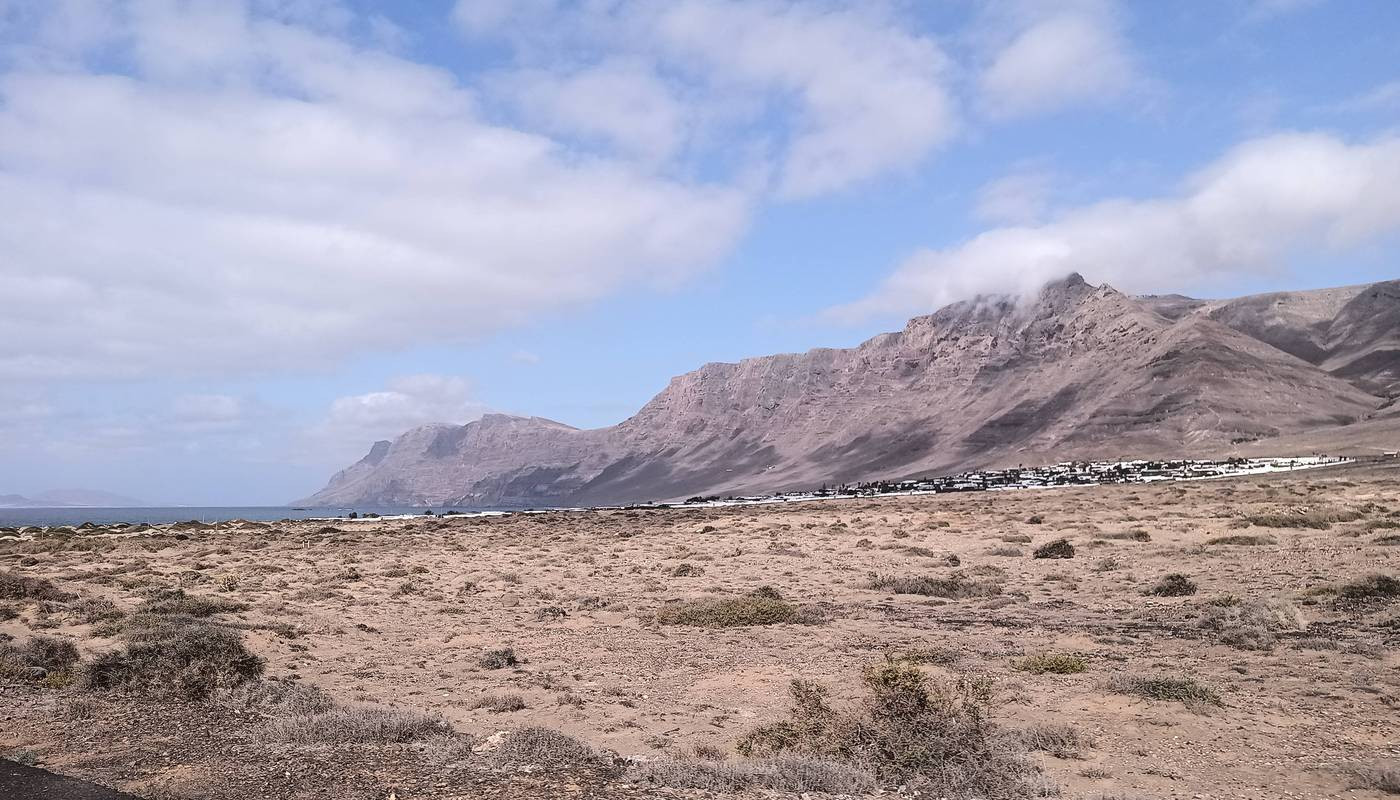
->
0, 455, 1361, 536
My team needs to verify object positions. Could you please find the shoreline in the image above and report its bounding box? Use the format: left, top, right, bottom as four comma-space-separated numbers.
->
0, 455, 1360, 534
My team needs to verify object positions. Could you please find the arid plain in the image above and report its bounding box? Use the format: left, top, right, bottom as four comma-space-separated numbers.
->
3, 460, 1399, 800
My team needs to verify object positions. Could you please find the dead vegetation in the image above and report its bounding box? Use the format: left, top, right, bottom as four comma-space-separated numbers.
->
867, 573, 1003, 598
1145, 573, 1198, 597
265, 704, 455, 743
655, 589, 819, 627
1014, 652, 1087, 675
1206, 534, 1276, 546
1032, 538, 1075, 559
0, 570, 73, 602
1243, 507, 1364, 530
488, 727, 604, 770
1197, 596, 1305, 650
1106, 674, 1221, 707
637, 754, 877, 794
1336, 574, 1400, 603
732, 660, 1047, 799
80, 614, 264, 700
2, 461, 1399, 799
1351, 764, 1400, 794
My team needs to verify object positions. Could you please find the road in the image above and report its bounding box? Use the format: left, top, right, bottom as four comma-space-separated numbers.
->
0, 759, 144, 800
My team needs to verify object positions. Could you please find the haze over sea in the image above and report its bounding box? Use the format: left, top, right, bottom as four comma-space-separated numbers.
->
0, 506, 491, 528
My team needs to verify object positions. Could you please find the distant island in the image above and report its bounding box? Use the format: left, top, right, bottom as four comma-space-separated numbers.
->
0, 489, 149, 508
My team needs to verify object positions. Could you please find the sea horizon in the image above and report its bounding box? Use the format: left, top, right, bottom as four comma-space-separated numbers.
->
0, 504, 499, 528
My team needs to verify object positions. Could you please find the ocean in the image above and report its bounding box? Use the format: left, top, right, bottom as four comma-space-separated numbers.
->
0, 505, 494, 527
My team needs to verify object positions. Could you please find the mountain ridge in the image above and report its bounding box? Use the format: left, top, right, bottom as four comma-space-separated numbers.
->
300, 274, 1397, 508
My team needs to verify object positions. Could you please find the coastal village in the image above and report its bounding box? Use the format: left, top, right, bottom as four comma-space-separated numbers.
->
681, 455, 1356, 507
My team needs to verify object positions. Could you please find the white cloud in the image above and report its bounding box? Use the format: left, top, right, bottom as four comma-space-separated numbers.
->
649, 1, 957, 198
509, 350, 542, 365
494, 59, 689, 163
978, 4, 1140, 120
974, 169, 1054, 224
312, 374, 486, 451
0, 1, 751, 381
835, 132, 1400, 319
454, 0, 958, 198
1328, 80, 1400, 114
0, 1, 966, 383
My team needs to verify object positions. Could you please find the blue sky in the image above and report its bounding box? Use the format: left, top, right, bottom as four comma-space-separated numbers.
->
1, 0, 1398, 504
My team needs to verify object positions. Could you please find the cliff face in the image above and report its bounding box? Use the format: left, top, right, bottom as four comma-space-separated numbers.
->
299, 274, 1394, 507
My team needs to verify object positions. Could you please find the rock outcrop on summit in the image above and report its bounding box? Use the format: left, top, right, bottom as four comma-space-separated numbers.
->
300, 274, 1399, 508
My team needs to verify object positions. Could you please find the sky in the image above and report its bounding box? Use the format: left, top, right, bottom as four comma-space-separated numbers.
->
1, 0, 1399, 505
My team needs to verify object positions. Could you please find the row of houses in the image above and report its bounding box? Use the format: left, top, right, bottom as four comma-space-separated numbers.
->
679, 456, 1352, 507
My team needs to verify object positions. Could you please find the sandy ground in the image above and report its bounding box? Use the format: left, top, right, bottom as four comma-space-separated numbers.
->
3, 460, 1399, 799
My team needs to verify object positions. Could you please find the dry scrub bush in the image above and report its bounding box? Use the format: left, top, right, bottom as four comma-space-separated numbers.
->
474, 693, 527, 713
265, 704, 453, 743
1096, 530, 1151, 542
489, 727, 603, 770
79, 615, 263, 700
867, 573, 1002, 599
214, 679, 334, 716
1014, 723, 1094, 759
0, 634, 80, 683
136, 588, 247, 618
1032, 539, 1075, 559
734, 660, 1046, 799
1015, 653, 1087, 675
0, 571, 72, 601
1197, 596, 1305, 650
1337, 574, 1400, 603
1207, 534, 1276, 546
1351, 764, 1400, 794
1145, 574, 1197, 597
479, 647, 521, 669
1244, 508, 1363, 530
638, 755, 877, 794
1106, 674, 1220, 707
656, 589, 821, 627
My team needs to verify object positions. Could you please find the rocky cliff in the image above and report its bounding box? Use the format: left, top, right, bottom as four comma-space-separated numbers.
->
300, 274, 1396, 507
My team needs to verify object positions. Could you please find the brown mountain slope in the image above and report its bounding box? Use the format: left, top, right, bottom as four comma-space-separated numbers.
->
1200, 279, 1400, 396
299, 274, 1393, 507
